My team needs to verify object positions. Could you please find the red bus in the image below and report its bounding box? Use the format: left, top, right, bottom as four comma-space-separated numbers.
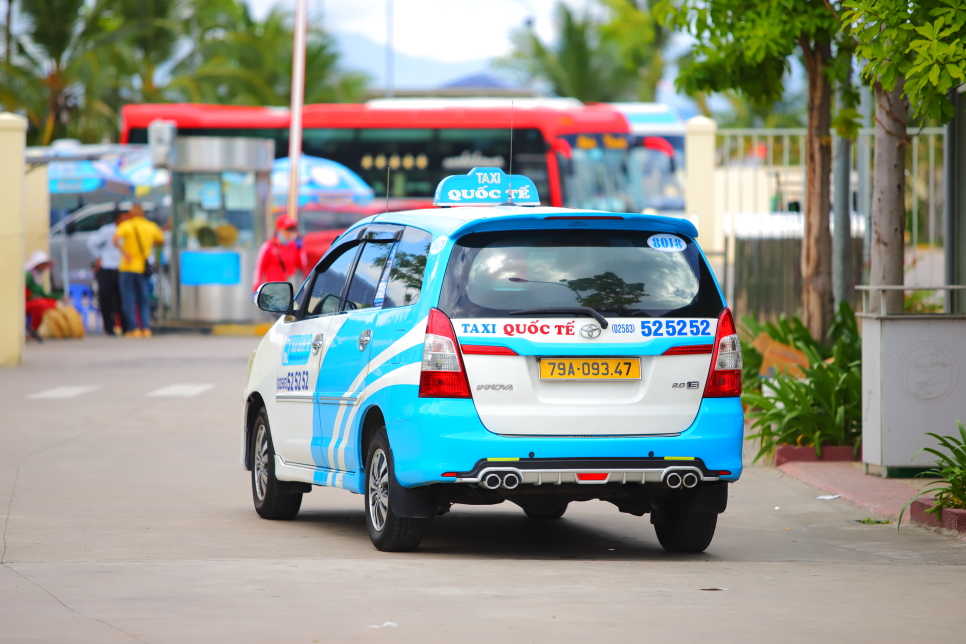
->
121, 99, 646, 214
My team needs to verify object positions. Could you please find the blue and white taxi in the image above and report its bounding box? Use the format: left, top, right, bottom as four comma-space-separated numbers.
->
244, 168, 743, 552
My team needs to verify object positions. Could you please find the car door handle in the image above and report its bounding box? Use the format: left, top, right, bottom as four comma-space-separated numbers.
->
311, 333, 325, 355
358, 329, 372, 351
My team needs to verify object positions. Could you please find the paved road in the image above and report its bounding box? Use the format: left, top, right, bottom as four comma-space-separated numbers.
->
2, 336, 964, 643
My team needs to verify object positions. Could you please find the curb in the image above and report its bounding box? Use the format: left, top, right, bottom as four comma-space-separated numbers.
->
910, 499, 966, 533
773, 445, 859, 466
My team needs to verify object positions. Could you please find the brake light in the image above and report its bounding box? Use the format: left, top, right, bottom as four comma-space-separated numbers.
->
544, 215, 624, 220
703, 308, 742, 398
418, 308, 472, 398
663, 344, 713, 355
460, 344, 519, 356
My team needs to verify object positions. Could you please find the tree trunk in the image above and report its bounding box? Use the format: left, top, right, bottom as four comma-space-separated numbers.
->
869, 78, 909, 315
800, 38, 834, 340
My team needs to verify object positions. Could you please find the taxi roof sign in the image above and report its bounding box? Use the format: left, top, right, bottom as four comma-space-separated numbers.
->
433, 167, 540, 207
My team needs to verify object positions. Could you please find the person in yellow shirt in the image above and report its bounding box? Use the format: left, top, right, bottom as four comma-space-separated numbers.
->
113, 204, 164, 338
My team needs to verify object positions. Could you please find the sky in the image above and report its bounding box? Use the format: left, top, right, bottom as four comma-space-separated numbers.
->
243, 0, 594, 64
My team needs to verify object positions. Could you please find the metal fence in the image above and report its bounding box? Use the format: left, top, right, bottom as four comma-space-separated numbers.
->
716, 127, 947, 321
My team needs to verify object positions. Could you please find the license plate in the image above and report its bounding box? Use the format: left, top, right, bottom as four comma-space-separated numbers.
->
538, 358, 641, 380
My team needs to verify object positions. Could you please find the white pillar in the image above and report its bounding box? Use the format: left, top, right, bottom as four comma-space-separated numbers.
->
685, 115, 718, 248
0, 113, 27, 367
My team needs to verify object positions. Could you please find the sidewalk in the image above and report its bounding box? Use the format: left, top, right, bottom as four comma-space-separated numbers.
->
776, 461, 966, 539
777, 462, 928, 520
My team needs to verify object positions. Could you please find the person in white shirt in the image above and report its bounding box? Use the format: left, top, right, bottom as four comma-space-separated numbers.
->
86, 208, 127, 335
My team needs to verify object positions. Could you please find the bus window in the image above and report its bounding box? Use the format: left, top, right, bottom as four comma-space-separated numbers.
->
301, 127, 550, 204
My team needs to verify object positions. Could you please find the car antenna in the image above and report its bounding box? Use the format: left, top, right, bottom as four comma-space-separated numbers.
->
502, 100, 515, 206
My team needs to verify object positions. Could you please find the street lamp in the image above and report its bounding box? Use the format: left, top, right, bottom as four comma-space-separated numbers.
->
286, 0, 309, 225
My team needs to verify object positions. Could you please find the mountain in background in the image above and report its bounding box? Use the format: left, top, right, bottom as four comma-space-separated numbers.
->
334, 32, 496, 89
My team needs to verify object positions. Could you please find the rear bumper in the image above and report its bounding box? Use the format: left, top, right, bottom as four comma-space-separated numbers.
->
387, 397, 744, 488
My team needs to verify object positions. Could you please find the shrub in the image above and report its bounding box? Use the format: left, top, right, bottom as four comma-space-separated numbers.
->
899, 421, 966, 529
741, 302, 862, 462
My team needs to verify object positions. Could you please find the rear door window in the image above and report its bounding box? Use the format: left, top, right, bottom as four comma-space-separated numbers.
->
383, 227, 432, 308
345, 242, 394, 311
439, 229, 722, 319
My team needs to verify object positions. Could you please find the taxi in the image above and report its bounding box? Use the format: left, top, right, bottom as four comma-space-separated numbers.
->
243, 168, 743, 552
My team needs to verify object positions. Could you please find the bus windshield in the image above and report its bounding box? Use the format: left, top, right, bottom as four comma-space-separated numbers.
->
629, 135, 685, 213
557, 134, 646, 213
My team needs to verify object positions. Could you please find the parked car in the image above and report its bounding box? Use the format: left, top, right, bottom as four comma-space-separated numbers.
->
297, 200, 434, 268
49, 201, 168, 291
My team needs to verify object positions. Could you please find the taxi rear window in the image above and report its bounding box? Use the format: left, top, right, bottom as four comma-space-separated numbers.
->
438, 229, 723, 319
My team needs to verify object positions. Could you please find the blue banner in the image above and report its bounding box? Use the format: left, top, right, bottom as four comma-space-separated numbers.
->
433, 167, 540, 207
179, 251, 241, 286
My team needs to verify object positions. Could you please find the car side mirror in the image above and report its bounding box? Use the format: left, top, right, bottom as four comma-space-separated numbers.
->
255, 282, 293, 313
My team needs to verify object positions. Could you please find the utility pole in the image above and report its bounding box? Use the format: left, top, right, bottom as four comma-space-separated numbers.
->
286, 0, 308, 224
385, 0, 394, 99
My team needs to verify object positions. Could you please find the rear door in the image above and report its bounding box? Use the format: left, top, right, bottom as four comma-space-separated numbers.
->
316, 234, 397, 472
272, 240, 361, 467
438, 228, 724, 436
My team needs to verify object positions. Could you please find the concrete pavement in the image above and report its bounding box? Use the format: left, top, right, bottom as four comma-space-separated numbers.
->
1, 336, 965, 643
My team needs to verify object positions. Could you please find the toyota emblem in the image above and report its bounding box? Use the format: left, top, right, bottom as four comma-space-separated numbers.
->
579, 323, 602, 339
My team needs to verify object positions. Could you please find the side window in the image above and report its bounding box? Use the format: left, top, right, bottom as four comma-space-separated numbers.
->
383, 227, 432, 308
74, 210, 116, 233
345, 242, 394, 311
305, 243, 359, 317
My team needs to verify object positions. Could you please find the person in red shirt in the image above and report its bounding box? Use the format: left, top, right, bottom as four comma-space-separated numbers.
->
253, 215, 307, 292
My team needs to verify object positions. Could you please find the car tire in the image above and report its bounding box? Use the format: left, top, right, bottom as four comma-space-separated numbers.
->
251, 410, 303, 520
365, 428, 428, 552
654, 509, 717, 553
519, 498, 569, 520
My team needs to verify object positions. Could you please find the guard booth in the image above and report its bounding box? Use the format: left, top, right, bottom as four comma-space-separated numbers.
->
169, 136, 274, 323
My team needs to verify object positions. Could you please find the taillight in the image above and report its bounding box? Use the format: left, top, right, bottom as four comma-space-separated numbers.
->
418, 308, 472, 398
703, 308, 742, 398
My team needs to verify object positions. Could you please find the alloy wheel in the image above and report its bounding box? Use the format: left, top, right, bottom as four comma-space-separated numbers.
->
368, 448, 390, 532
254, 424, 270, 501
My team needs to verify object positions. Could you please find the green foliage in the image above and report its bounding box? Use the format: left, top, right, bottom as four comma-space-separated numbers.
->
655, 0, 846, 107
741, 302, 862, 462
857, 517, 892, 524
843, 0, 966, 123
899, 421, 966, 529
904, 289, 943, 314
0, 0, 368, 144
499, 2, 662, 102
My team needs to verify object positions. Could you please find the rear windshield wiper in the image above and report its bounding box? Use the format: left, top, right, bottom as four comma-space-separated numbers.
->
508, 307, 609, 329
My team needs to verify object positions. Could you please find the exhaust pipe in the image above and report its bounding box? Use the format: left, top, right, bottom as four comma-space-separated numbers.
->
481, 473, 503, 490
502, 473, 520, 490
665, 471, 683, 489
682, 472, 699, 489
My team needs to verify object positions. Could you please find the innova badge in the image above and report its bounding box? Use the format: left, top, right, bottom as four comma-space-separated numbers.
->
579, 323, 602, 339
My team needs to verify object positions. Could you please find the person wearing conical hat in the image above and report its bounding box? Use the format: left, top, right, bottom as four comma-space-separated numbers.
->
24, 249, 63, 336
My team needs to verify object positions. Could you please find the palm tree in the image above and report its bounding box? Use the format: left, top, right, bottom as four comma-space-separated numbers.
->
5, 0, 121, 144
170, 4, 366, 105
114, 0, 186, 103
501, 3, 648, 103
